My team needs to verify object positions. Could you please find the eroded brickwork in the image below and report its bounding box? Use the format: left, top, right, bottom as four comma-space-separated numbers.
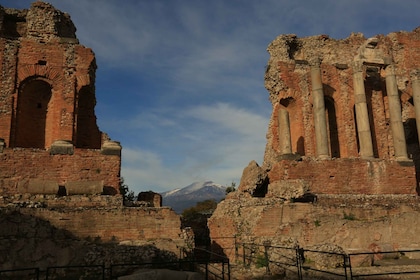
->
0, 3, 187, 271
262, 29, 420, 195
0, 2, 121, 195
209, 28, 420, 264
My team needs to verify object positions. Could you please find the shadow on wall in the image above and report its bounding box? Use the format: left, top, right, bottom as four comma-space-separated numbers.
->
0, 209, 178, 276
405, 118, 420, 195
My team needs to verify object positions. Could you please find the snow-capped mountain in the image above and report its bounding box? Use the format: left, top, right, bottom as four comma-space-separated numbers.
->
161, 181, 226, 213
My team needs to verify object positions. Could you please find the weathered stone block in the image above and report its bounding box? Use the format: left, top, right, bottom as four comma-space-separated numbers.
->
65, 180, 103, 195
50, 140, 74, 155
238, 160, 268, 197
101, 140, 122, 156
137, 191, 162, 207
267, 179, 309, 199
23, 179, 59, 194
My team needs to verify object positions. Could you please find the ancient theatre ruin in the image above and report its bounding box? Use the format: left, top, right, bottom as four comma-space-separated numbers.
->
209, 28, 420, 263
0, 2, 188, 269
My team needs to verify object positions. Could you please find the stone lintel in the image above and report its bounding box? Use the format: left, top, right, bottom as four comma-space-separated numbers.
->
295, 59, 309, 65
276, 153, 302, 161
50, 140, 74, 155
101, 140, 122, 156
334, 63, 348, 70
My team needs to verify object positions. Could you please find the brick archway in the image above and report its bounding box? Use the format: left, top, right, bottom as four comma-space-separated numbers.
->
13, 78, 52, 148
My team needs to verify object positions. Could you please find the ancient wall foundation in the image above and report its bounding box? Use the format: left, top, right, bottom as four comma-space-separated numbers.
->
0, 203, 186, 270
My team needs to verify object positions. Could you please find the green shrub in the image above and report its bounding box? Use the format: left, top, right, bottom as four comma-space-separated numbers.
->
343, 212, 356, 220
255, 254, 268, 268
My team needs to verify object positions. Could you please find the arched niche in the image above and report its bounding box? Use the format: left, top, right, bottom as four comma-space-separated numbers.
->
325, 96, 340, 158
75, 85, 101, 148
279, 97, 304, 155
14, 78, 52, 148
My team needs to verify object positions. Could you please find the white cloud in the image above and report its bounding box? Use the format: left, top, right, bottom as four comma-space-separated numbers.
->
120, 103, 267, 193
185, 103, 267, 137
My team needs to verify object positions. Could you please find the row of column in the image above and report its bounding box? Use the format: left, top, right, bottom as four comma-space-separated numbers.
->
277, 59, 420, 161
353, 61, 408, 160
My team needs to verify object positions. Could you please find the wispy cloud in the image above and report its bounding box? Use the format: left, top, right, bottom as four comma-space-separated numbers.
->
120, 103, 267, 191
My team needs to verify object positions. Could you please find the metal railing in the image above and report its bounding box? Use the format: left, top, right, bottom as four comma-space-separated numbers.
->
0, 267, 40, 280
232, 239, 420, 280
0, 248, 230, 280
46, 264, 105, 280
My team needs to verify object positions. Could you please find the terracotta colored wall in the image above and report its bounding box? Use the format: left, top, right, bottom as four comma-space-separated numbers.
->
269, 158, 417, 195
19, 207, 183, 244
264, 30, 420, 166
0, 2, 119, 196
0, 148, 121, 196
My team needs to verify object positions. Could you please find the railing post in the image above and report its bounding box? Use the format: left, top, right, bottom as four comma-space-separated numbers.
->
102, 264, 105, 280
235, 236, 238, 261
222, 260, 225, 280
228, 258, 231, 280
347, 254, 354, 280
296, 246, 303, 280
243, 243, 246, 266
263, 240, 271, 275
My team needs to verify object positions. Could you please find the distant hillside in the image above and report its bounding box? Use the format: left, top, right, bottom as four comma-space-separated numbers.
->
161, 181, 226, 213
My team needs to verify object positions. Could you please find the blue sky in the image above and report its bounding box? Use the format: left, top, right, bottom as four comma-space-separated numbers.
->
2, 0, 419, 193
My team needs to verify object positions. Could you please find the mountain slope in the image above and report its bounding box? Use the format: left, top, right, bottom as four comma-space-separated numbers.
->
161, 181, 226, 213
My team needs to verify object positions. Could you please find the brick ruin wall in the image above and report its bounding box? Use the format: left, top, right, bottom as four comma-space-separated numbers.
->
0, 2, 188, 270
0, 2, 122, 196
262, 29, 420, 195
209, 194, 420, 263
209, 28, 420, 263
0, 148, 121, 196
0, 205, 187, 269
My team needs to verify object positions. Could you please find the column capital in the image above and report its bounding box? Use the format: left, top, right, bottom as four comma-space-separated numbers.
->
352, 60, 364, 73
385, 64, 396, 77
410, 69, 420, 81
308, 57, 321, 68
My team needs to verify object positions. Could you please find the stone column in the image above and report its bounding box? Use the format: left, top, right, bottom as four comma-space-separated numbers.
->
278, 107, 292, 155
310, 58, 329, 158
411, 69, 420, 144
385, 65, 408, 161
352, 61, 374, 158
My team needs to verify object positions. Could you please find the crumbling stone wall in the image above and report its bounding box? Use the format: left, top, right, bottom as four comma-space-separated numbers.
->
0, 206, 182, 270
0, 148, 121, 196
261, 29, 420, 195
209, 28, 420, 266
0, 3, 189, 272
0, 2, 121, 195
209, 193, 420, 262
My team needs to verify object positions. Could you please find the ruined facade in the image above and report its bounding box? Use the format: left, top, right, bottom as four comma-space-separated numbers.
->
262, 30, 420, 195
209, 28, 420, 262
0, 3, 188, 270
0, 2, 122, 195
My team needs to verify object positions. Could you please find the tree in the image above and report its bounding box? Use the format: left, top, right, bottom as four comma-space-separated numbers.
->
181, 199, 218, 247
119, 177, 135, 203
